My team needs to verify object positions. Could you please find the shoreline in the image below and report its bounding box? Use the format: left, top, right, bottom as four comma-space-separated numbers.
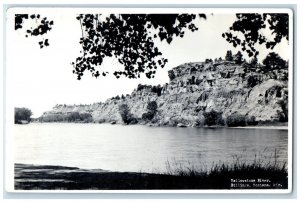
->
230, 126, 288, 130
29, 121, 288, 130
14, 163, 288, 190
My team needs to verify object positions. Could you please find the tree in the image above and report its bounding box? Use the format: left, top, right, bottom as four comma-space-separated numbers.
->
205, 58, 213, 63
15, 107, 32, 124
222, 13, 289, 57
226, 114, 246, 127
225, 50, 233, 61
147, 101, 158, 113
142, 101, 158, 121
262, 52, 287, 72
15, 13, 206, 80
168, 70, 176, 81
15, 14, 53, 48
247, 75, 260, 88
118, 103, 137, 124
72, 14, 206, 80
151, 85, 163, 96
233, 51, 243, 64
203, 110, 224, 126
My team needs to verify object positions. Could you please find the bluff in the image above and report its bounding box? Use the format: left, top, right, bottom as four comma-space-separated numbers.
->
39, 60, 288, 127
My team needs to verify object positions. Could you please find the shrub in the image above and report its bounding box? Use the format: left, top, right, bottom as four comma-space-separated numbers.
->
226, 114, 246, 127
277, 100, 288, 122
142, 101, 158, 122
203, 110, 224, 126
119, 103, 137, 124
233, 51, 243, 64
137, 84, 149, 91
15, 107, 32, 124
151, 85, 163, 96
246, 116, 258, 125
205, 58, 213, 63
147, 101, 157, 112
68, 112, 80, 121
263, 52, 287, 72
79, 113, 93, 122
225, 50, 233, 61
247, 75, 260, 88
142, 112, 155, 121
168, 70, 176, 80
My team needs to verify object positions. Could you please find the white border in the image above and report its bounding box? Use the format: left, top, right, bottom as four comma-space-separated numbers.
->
4, 7, 294, 194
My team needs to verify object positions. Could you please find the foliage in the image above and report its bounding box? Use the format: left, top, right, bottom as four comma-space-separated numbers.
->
233, 51, 243, 64
137, 84, 149, 91
15, 14, 53, 48
168, 70, 176, 81
225, 50, 233, 61
226, 113, 246, 127
277, 99, 288, 122
112, 95, 121, 100
246, 116, 258, 126
151, 85, 163, 96
72, 14, 206, 80
39, 112, 93, 123
203, 110, 224, 126
15, 107, 32, 124
147, 101, 158, 113
136, 84, 162, 96
142, 112, 155, 121
15, 155, 287, 189
247, 75, 261, 88
222, 13, 289, 57
205, 58, 213, 63
118, 103, 137, 124
262, 52, 287, 72
142, 101, 158, 121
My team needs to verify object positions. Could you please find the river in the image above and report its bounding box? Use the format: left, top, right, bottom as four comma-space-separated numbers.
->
14, 123, 288, 173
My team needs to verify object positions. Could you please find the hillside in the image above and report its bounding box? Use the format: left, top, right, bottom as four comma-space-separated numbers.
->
39, 60, 288, 127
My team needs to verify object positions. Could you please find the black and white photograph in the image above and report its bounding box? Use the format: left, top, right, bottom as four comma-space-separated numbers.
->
4, 7, 293, 192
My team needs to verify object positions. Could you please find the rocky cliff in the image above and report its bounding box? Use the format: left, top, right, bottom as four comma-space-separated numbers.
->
39, 60, 288, 126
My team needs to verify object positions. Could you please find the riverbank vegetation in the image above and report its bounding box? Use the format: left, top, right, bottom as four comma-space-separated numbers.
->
15, 107, 32, 124
15, 153, 287, 190
38, 112, 93, 123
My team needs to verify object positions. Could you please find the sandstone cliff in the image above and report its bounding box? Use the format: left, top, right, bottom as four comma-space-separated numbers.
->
39, 60, 288, 127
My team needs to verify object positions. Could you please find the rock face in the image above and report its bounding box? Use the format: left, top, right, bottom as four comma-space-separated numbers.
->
39, 60, 288, 126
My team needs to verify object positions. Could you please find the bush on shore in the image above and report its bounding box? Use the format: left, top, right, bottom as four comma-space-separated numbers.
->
142, 101, 158, 122
226, 113, 246, 127
119, 103, 137, 124
203, 110, 224, 126
246, 116, 258, 126
15, 107, 32, 124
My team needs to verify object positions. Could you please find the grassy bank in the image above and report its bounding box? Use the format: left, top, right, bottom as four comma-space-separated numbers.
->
15, 160, 287, 190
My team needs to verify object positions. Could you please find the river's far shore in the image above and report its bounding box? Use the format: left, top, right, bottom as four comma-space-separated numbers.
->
230, 126, 288, 130
29, 120, 289, 130
14, 163, 288, 190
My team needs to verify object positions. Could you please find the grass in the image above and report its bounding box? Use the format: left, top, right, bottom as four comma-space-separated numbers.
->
15, 151, 288, 190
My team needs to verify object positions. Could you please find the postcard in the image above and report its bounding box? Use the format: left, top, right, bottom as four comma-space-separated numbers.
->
4, 7, 293, 193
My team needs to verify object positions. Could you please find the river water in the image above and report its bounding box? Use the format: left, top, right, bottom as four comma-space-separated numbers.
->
14, 123, 288, 173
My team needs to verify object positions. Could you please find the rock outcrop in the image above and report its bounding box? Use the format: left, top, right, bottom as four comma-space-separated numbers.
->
39, 60, 288, 126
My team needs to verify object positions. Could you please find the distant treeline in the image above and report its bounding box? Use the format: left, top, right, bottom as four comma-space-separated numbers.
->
39, 112, 93, 123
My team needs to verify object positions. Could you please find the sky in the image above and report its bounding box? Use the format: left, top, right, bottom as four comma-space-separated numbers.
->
6, 8, 290, 117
